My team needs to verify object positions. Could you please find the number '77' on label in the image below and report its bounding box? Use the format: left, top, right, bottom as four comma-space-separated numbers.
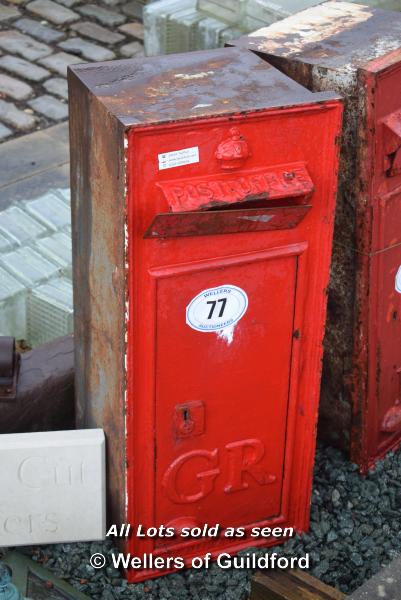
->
186, 285, 248, 332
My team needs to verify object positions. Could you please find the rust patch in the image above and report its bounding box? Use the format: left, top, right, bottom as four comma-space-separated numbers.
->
69, 47, 337, 129
68, 68, 128, 526
229, 1, 401, 71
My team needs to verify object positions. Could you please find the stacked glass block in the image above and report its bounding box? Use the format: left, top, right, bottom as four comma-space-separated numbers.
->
0, 188, 73, 347
143, 0, 322, 55
198, 0, 246, 24
144, 0, 242, 55
245, 0, 324, 28
27, 277, 73, 348
244, 0, 289, 29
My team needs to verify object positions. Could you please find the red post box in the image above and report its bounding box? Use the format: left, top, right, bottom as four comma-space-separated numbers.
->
68, 47, 342, 581
229, 1, 401, 472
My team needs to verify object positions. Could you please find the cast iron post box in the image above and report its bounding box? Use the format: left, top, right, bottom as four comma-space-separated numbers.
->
230, 1, 401, 472
68, 47, 342, 581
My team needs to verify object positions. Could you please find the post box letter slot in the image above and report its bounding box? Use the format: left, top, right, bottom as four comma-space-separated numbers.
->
144, 205, 311, 239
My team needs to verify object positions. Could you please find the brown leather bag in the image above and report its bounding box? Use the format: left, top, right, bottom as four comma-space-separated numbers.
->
0, 335, 74, 434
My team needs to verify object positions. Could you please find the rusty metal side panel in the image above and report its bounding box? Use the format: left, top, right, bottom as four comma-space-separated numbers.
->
319, 64, 373, 464
68, 67, 127, 526
346, 67, 375, 470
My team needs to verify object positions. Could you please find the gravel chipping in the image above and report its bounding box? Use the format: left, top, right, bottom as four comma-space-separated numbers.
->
2, 443, 401, 598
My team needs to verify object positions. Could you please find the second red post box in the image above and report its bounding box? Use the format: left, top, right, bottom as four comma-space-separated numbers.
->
229, 1, 401, 471
68, 47, 342, 581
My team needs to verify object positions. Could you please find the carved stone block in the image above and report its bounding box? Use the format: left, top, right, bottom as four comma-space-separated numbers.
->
0, 429, 105, 546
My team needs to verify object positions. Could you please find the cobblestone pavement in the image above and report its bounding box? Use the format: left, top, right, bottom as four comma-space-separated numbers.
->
0, 0, 144, 142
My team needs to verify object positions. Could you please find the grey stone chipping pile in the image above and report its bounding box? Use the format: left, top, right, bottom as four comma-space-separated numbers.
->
2, 443, 401, 598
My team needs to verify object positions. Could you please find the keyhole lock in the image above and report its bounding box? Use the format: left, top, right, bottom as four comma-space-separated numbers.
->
174, 401, 205, 439
179, 408, 195, 434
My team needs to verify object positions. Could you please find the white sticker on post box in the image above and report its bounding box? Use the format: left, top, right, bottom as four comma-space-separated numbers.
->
158, 146, 199, 170
186, 284, 248, 332
396, 266, 401, 293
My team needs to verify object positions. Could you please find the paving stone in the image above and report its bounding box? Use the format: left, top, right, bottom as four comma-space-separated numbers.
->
77, 4, 126, 26
0, 55, 50, 82
0, 99, 36, 130
71, 21, 124, 45
120, 41, 144, 58
28, 94, 68, 120
122, 0, 144, 19
0, 123, 69, 195
0, 122, 12, 141
349, 556, 401, 599
0, 0, 149, 145
0, 3, 20, 21
15, 17, 65, 43
27, 0, 78, 24
0, 30, 51, 60
43, 77, 68, 100
119, 21, 144, 40
38, 51, 82, 76
0, 73, 32, 100
58, 37, 115, 61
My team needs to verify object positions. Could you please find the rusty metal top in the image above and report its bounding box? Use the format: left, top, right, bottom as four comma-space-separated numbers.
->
229, 1, 401, 72
68, 47, 336, 128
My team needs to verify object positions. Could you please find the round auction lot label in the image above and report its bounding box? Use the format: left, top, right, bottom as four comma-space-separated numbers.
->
186, 284, 248, 332
396, 266, 401, 293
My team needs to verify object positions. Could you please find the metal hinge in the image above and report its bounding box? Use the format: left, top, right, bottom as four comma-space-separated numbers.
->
0, 337, 20, 402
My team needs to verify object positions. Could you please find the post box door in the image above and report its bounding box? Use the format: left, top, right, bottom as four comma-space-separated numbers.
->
154, 246, 302, 541
367, 62, 401, 461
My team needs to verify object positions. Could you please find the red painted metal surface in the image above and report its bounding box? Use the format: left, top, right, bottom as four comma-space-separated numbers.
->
143, 205, 311, 239
69, 47, 341, 583
125, 108, 341, 580
360, 60, 401, 468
